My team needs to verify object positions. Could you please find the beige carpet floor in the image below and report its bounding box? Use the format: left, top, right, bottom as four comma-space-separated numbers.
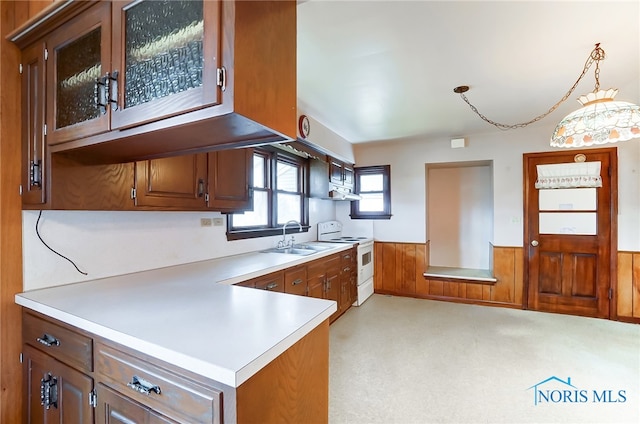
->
329, 294, 640, 424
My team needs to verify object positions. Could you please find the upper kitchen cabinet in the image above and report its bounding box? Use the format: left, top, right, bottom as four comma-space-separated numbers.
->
10, 0, 296, 163
44, 0, 218, 145
45, 2, 112, 145
110, 0, 220, 130
21, 41, 47, 206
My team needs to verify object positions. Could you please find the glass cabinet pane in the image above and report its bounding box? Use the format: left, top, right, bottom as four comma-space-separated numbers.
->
124, 0, 204, 109
56, 28, 102, 129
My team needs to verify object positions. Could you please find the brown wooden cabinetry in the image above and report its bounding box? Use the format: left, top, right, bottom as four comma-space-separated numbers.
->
307, 254, 341, 322
243, 271, 285, 293
339, 248, 357, 314
284, 265, 308, 296
11, 0, 296, 164
21, 309, 329, 424
96, 383, 179, 424
22, 312, 94, 424
21, 41, 47, 206
134, 154, 207, 209
207, 148, 253, 212
329, 158, 354, 190
41, 1, 220, 146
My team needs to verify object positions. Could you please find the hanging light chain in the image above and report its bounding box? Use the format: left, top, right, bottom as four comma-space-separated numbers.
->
456, 43, 605, 130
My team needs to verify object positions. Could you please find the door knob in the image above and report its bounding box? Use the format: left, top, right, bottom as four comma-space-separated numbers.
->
531, 240, 539, 247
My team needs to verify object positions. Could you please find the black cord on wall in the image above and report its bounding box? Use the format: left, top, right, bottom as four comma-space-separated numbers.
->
35, 210, 88, 276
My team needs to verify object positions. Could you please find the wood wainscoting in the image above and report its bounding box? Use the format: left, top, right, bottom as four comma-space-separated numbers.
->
617, 251, 640, 323
374, 242, 523, 308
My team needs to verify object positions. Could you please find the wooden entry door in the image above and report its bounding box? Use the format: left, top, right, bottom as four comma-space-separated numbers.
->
523, 147, 617, 319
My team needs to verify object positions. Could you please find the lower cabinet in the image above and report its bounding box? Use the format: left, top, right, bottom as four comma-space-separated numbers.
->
22, 310, 329, 424
24, 345, 94, 424
95, 343, 221, 424
236, 249, 357, 324
96, 383, 178, 424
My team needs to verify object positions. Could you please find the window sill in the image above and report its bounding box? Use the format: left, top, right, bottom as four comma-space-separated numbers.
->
423, 266, 497, 284
349, 214, 392, 220
227, 226, 310, 241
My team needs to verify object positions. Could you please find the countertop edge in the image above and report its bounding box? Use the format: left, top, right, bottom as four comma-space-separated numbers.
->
16, 294, 337, 387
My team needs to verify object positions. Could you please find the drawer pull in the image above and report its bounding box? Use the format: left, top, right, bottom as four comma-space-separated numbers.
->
127, 375, 161, 396
292, 278, 303, 286
37, 334, 60, 347
265, 282, 279, 290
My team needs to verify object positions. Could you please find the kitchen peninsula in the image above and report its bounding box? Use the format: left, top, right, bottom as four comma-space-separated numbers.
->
16, 244, 349, 423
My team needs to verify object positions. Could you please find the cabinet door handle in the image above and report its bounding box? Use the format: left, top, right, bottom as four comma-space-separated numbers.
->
108, 71, 119, 111
197, 178, 205, 197
127, 375, 161, 396
40, 373, 58, 410
292, 278, 303, 286
94, 75, 108, 115
37, 333, 60, 347
265, 282, 279, 290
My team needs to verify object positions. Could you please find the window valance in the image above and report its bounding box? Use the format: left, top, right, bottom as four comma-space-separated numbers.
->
535, 161, 602, 189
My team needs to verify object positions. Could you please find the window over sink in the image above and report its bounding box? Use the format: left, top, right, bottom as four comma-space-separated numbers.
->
227, 148, 309, 240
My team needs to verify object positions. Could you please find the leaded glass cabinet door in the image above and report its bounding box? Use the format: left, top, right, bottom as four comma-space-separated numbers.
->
111, 0, 221, 130
46, 2, 112, 145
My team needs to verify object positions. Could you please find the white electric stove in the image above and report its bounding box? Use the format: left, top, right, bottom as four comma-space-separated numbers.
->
318, 221, 374, 306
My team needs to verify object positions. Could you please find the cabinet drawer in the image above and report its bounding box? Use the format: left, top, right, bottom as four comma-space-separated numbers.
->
23, 312, 92, 373
252, 271, 285, 292
284, 265, 307, 296
96, 342, 221, 424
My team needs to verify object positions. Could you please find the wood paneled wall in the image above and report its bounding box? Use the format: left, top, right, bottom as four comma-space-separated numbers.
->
617, 252, 640, 322
375, 242, 640, 323
1, 2, 53, 422
374, 242, 524, 308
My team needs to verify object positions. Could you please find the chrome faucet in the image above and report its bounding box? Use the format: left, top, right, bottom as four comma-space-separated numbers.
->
278, 220, 303, 248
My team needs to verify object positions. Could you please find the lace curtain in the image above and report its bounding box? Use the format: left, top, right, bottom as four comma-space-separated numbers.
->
535, 161, 602, 189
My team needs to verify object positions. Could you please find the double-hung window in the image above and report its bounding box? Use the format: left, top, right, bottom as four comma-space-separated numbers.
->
228, 148, 308, 239
351, 165, 392, 219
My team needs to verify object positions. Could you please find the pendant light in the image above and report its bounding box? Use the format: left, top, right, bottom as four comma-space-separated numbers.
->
454, 44, 640, 148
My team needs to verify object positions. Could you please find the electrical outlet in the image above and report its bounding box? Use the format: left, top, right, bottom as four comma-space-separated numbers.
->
200, 218, 213, 227
213, 217, 224, 226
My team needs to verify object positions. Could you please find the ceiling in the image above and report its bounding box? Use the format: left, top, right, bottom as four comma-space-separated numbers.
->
296, 0, 640, 144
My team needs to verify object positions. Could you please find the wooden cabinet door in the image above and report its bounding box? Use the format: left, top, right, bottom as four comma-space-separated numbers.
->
207, 148, 253, 212
329, 159, 344, 185
21, 41, 48, 206
343, 164, 354, 189
284, 265, 307, 296
110, 0, 221, 130
324, 255, 341, 321
96, 383, 176, 424
23, 345, 94, 424
45, 2, 112, 145
307, 259, 327, 299
134, 154, 207, 208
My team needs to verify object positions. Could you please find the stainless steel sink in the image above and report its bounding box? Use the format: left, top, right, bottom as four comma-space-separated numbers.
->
261, 247, 317, 256
260, 243, 333, 256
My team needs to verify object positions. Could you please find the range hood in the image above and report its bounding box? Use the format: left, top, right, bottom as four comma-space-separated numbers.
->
329, 189, 361, 201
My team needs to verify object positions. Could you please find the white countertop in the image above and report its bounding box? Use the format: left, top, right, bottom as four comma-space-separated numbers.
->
15, 244, 351, 387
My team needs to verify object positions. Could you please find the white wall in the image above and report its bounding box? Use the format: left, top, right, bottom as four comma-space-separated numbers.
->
22, 199, 335, 291
427, 164, 493, 269
340, 123, 640, 251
